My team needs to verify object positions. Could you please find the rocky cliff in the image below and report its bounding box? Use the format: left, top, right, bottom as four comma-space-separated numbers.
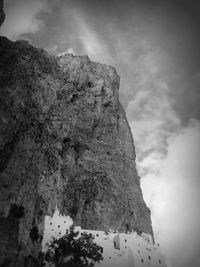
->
0, 3, 153, 266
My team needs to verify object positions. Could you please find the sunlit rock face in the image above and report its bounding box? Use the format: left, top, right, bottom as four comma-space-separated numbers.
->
0, 0, 5, 27
0, 36, 152, 265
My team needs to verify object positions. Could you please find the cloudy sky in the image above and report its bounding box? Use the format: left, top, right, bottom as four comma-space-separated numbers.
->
1, 1, 200, 266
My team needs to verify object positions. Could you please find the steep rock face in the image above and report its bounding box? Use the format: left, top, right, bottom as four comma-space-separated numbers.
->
0, 37, 152, 265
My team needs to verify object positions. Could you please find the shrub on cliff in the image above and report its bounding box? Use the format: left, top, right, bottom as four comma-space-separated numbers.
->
42, 228, 103, 267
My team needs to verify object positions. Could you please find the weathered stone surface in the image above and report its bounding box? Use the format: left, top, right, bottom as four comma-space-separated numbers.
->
0, 37, 153, 265
0, 0, 5, 27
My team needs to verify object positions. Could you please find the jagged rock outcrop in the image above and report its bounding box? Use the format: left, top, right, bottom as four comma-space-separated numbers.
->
0, 35, 153, 266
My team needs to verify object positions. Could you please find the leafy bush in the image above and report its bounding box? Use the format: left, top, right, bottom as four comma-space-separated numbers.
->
42, 228, 103, 267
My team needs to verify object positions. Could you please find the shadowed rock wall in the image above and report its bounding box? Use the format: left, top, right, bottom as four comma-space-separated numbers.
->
0, 35, 153, 265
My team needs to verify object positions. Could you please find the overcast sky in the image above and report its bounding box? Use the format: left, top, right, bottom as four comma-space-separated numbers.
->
1, 1, 200, 267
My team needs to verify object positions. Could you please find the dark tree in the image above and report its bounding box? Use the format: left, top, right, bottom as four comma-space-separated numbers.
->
42, 228, 103, 267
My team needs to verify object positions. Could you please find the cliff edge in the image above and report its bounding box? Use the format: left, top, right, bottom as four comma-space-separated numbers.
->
0, 2, 153, 265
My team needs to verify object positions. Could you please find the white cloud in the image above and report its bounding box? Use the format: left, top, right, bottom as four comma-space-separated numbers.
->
67, 47, 75, 55
126, 48, 200, 266
72, 13, 112, 64
45, 44, 58, 54
0, 0, 50, 40
139, 120, 200, 267
126, 81, 181, 162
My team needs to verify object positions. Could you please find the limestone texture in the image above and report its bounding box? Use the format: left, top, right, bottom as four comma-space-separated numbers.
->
0, 35, 153, 266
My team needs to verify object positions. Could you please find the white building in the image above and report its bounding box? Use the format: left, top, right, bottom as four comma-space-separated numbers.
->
42, 209, 167, 267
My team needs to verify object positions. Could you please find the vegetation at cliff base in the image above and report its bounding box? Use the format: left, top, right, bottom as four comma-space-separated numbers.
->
41, 228, 103, 267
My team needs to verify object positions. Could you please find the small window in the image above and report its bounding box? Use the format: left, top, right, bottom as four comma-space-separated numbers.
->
159, 259, 161, 264
59, 232, 61, 235
109, 256, 111, 259
58, 225, 60, 228
64, 221, 66, 223
138, 250, 140, 253
50, 222, 52, 225
114, 241, 116, 248
66, 229, 68, 234
148, 256, 151, 260
141, 259, 144, 263
125, 239, 127, 243
96, 234, 99, 237
125, 246, 127, 248
89, 233, 92, 237
51, 229, 54, 231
